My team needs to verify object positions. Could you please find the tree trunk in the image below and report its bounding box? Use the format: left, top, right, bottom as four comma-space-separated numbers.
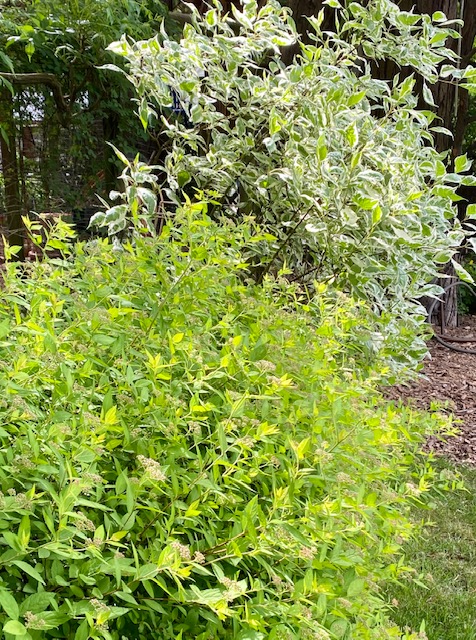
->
452, 2, 476, 158
0, 87, 25, 260
438, 265, 459, 330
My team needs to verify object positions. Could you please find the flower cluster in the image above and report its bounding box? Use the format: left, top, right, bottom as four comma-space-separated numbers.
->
138, 455, 166, 481
0, 490, 33, 510
336, 472, 352, 485
299, 546, 316, 561
255, 360, 276, 372
72, 472, 103, 496
90, 599, 109, 613
171, 540, 191, 560
12, 454, 35, 471
75, 514, 96, 532
219, 577, 244, 602
24, 612, 47, 630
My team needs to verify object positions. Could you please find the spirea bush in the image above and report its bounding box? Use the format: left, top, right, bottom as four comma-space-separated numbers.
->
103, 0, 476, 374
0, 208, 458, 639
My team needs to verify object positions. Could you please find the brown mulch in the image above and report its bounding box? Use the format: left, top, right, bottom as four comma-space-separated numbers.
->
385, 315, 476, 465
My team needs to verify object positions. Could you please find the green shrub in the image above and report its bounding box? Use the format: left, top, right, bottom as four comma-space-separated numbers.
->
0, 208, 457, 639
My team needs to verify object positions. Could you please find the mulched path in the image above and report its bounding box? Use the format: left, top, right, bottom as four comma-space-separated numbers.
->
385, 316, 476, 465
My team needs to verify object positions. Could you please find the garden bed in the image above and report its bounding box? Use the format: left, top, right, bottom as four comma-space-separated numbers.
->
386, 317, 476, 465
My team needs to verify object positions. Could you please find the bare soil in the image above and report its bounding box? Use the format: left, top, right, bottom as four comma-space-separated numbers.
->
385, 316, 476, 465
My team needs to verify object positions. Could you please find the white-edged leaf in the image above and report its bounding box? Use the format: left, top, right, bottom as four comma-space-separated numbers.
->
455, 154, 472, 174
451, 259, 475, 284
422, 83, 435, 106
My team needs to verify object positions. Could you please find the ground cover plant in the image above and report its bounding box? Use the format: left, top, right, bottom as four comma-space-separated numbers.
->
0, 209, 461, 639
387, 462, 476, 640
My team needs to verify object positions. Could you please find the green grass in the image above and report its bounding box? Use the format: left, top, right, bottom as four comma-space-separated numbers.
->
388, 463, 476, 640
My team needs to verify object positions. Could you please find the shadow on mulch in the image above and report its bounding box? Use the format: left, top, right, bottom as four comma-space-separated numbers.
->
385, 316, 476, 465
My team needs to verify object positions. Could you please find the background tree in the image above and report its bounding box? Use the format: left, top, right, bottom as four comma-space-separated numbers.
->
0, 0, 174, 254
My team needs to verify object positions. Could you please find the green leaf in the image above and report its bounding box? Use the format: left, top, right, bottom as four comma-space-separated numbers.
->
432, 11, 447, 22
0, 590, 19, 620
25, 41, 35, 61
372, 206, 382, 225
2, 532, 23, 552
33, 612, 69, 629
353, 195, 378, 210
269, 111, 282, 136
347, 90, 365, 106
3, 620, 27, 636
108, 144, 130, 167
236, 631, 265, 640
19, 592, 56, 615
74, 619, 90, 640
134, 564, 159, 581
205, 9, 218, 26
317, 137, 327, 160
12, 561, 45, 585
347, 578, 365, 597
398, 75, 415, 98
115, 592, 138, 605
104, 205, 128, 223
455, 154, 472, 174
345, 122, 358, 148
139, 98, 150, 131
18, 516, 30, 548
0, 51, 14, 73
177, 171, 191, 188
